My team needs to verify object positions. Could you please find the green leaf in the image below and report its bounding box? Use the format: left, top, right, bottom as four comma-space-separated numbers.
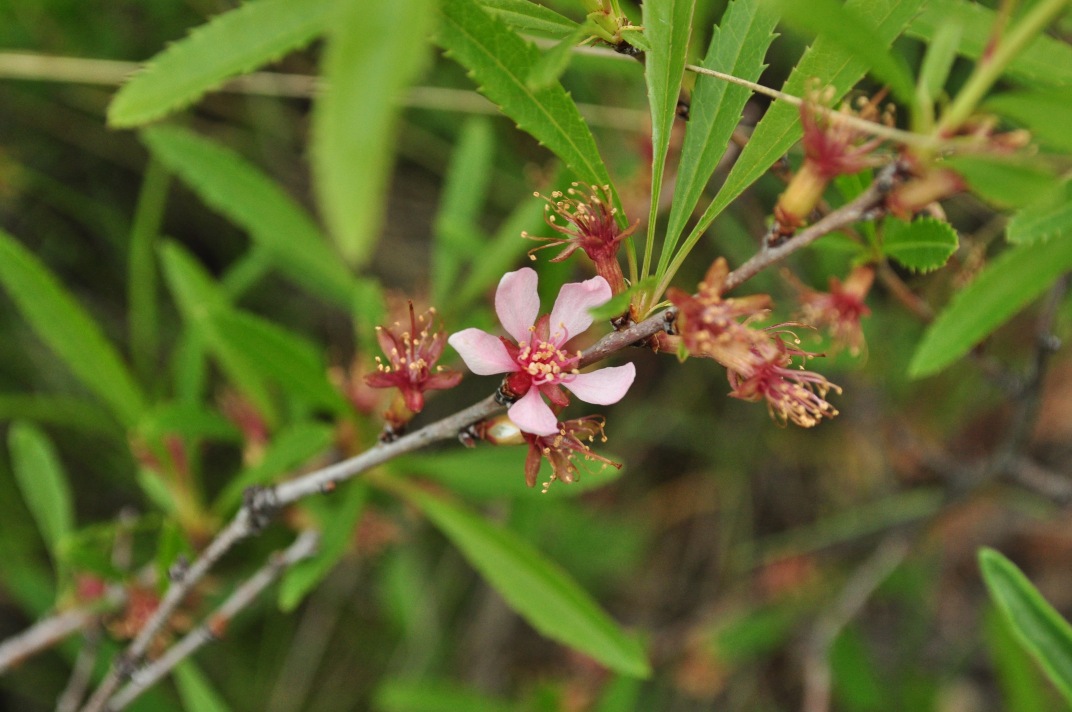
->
771, 0, 916, 104
908, 0, 1072, 87
527, 24, 588, 91
142, 126, 358, 308
980, 548, 1072, 705
587, 277, 656, 321
397, 445, 624, 500
917, 20, 963, 104
641, 0, 695, 278
374, 679, 515, 712
434, 117, 496, 307
986, 607, 1052, 712
208, 310, 347, 414
0, 395, 121, 435
136, 402, 242, 443
986, 88, 1072, 154
477, 0, 579, 39
391, 478, 650, 677
882, 217, 958, 272
278, 482, 364, 611
908, 235, 1072, 378
8, 422, 75, 565
0, 230, 146, 426
1007, 179, 1072, 245
215, 421, 337, 514
128, 158, 170, 382
437, 0, 615, 203
108, 0, 334, 127
945, 155, 1057, 210
660, 0, 779, 273
312, 0, 435, 267
175, 662, 233, 712
668, 0, 924, 288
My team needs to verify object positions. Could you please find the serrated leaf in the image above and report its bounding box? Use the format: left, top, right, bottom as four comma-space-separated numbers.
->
882, 217, 958, 272
771, 0, 916, 104
8, 422, 74, 566
527, 23, 588, 91
908, 0, 1072, 87
980, 548, 1072, 706
215, 421, 336, 514
642, 0, 695, 278
478, 0, 579, 39
142, 126, 358, 309
391, 478, 650, 677
669, 0, 924, 286
661, 0, 779, 273
909, 235, 1072, 378
313, 0, 434, 267
437, 0, 615, 204
986, 88, 1072, 154
0, 230, 146, 426
108, 0, 334, 127
1007, 179, 1072, 245
945, 155, 1057, 210
175, 662, 233, 712
278, 483, 364, 611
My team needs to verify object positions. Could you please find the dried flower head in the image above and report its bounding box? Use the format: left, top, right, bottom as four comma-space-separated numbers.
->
364, 303, 462, 418
523, 415, 621, 491
666, 258, 773, 373
523, 183, 636, 295
788, 266, 875, 356
727, 335, 841, 428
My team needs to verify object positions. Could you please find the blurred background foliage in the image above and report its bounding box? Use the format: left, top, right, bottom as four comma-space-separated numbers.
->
1, 0, 1072, 710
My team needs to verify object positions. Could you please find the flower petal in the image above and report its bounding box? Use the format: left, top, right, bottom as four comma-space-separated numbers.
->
562, 363, 635, 405
448, 328, 518, 375
508, 388, 559, 436
548, 275, 611, 345
495, 268, 540, 344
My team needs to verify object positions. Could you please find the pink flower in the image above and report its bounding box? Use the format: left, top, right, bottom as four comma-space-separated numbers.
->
448, 268, 636, 436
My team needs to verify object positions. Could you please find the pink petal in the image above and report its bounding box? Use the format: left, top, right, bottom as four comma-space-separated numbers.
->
548, 275, 611, 345
448, 328, 518, 375
508, 388, 559, 436
562, 363, 635, 405
495, 268, 540, 344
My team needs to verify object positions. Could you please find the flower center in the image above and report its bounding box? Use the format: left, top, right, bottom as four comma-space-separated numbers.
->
516, 338, 576, 386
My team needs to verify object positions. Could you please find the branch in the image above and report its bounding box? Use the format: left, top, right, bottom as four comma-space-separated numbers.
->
0, 590, 123, 674
107, 531, 319, 711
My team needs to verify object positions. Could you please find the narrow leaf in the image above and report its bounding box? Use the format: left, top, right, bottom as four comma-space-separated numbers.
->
278, 483, 364, 611
909, 236, 1072, 378
661, 0, 779, 272
1007, 179, 1072, 245
908, 0, 1072, 87
8, 422, 75, 563
527, 24, 588, 91
917, 20, 963, 103
375, 680, 514, 712
392, 479, 650, 677
142, 126, 358, 308
945, 155, 1057, 210
674, 0, 924, 281
771, 0, 917, 104
0, 395, 121, 435
128, 158, 170, 382
0, 230, 146, 426
312, 0, 434, 266
980, 548, 1072, 705
882, 217, 958, 272
477, 0, 579, 38
175, 662, 234, 712
986, 88, 1072, 154
437, 0, 615, 203
985, 607, 1052, 712
108, 0, 334, 127
642, 0, 695, 278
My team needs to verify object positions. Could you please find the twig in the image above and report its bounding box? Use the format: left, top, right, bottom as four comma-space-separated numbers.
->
722, 163, 900, 294
55, 628, 102, 712
0, 590, 124, 675
107, 531, 319, 711
800, 536, 912, 712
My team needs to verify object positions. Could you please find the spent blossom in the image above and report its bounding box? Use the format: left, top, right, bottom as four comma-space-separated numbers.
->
523, 416, 620, 491
788, 265, 875, 356
448, 268, 636, 436
364, 303, 462, 429
522, 183, 636, 295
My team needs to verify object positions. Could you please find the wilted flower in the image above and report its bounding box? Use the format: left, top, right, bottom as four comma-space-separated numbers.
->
523, 183, 636, 295
727, 335, 841, 428
448, 268, 636, 436
666, 258, 773, 372
523, 416, 621, 491
789, 265, 875, 356
775, 89, 892, 236
364, 303, 462, 425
